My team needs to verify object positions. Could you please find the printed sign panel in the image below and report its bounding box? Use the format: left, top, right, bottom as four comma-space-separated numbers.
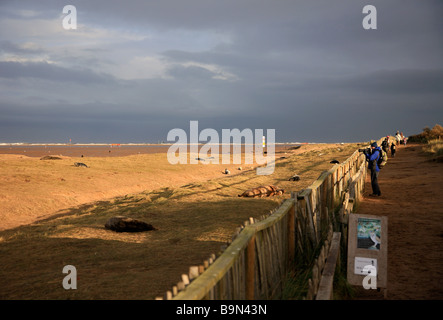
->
354, 257, 377, 275
357, 218, 381, 250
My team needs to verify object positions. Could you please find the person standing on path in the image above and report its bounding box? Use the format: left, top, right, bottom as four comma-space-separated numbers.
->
391, 142, 396, 158
366, 142, 382, 197
381, 137, 389, 154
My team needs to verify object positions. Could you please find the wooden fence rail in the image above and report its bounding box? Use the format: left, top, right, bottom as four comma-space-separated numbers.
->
159, 140, 382, 300
315, 232, 342, 300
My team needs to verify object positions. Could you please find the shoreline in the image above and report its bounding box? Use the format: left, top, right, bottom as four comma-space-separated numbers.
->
0, 143, 306, 158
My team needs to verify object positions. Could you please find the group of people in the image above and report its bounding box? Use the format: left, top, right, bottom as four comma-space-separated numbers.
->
381, 136, 396, 158
394, 131, 408, 147
381, 131, 407, 158
365, 131, 407, 197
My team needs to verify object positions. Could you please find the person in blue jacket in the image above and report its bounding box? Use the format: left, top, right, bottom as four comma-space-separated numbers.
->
366, 142, 382, 197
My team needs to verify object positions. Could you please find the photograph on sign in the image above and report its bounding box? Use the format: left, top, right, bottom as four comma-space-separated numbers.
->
357, 218, 381, 250
354, 257, 378, 275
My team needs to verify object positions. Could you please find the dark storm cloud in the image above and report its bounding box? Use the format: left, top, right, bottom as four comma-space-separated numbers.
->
298, 69, 443, 96
0, 0, 442, 143
337, 69, 443, 95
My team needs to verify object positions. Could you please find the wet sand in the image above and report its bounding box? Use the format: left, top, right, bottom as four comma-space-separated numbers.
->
0, 145, 172, 158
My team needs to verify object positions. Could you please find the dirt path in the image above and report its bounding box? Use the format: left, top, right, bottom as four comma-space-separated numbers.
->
352, 144, 443, 299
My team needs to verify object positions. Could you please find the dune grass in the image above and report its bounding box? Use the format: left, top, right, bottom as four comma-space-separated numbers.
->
423, 139, 443, 158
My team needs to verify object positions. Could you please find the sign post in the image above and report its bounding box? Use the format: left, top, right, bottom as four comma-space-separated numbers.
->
347, 214, 388, 295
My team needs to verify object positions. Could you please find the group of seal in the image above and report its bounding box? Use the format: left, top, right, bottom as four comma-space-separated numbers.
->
238, 185, 284, 198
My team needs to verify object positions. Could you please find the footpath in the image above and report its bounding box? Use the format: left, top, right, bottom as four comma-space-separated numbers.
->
351, 144, 443, 299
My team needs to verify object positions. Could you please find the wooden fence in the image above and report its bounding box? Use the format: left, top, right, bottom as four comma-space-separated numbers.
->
158, 140, 381, 300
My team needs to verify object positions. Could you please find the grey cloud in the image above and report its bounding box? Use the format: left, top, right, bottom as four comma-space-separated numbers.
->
339, 69, 443, 95
166, 64, 216, 80
0, 61, 114, 84
0, 40, 45, 54
295, 69, 443, 97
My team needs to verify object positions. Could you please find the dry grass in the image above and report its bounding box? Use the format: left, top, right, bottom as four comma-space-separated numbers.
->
0, 142, 366, 299
423, 139, 443, 155
422, 139, 443, 162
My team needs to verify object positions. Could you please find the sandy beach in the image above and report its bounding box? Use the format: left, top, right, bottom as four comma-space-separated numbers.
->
0, 143, 321, 232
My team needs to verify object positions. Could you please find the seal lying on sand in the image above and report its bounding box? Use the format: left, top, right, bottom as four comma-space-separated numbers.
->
238, 185, 284, 198
288, 174, 300, 181
40, 156, 62, 160
74, 162, 89, 168
105, 216, 156, 233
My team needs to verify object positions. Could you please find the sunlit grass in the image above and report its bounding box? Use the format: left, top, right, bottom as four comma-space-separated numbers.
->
423, 139, 443, 156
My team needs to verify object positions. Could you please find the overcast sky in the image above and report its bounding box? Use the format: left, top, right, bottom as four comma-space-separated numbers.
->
0, 0, 442, 143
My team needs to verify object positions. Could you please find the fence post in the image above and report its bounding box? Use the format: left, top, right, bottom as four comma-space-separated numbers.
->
321, 177, 329, 234
304, 193, 317, 245
246, 234, 256, 300
288, 197, 296, 266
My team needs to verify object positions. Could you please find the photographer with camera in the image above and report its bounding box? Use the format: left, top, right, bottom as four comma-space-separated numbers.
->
360, 142, 382, 197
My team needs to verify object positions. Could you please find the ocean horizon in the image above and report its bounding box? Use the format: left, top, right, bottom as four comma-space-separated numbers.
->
0, 141, 353, 146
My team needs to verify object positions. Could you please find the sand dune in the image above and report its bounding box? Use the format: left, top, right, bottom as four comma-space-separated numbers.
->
0, 144, 329, 231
